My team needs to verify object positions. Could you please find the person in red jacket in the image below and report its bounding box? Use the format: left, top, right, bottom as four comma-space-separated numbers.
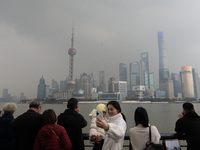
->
33, 109, 72, 150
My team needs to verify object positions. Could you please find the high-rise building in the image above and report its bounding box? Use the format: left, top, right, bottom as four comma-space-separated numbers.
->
52, 79, 59, 90
180, 66, 195, 98
159, 78, 174, 98
119, 63, 127, 82
140, 52, 149, 86
114, 81, 127, 100
108, 77, 115, 93
129, 62, 140, 90
158, 32, 170, 82
146, 72, 155, 89
20, 92, 26, 100
192, 68, 200, 98
80, 73, 91, 99
37, 76, 46, 99
2, 88, 8, 99
99, 71, 106, 93
136, 52, 155, 90
171, 72, 182, 97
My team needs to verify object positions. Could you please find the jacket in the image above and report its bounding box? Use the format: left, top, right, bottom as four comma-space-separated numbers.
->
33, 124, 72, 150
102, 113, 127, 150
0, 113, 15, 150
13, 109, 42, 150
129, 124, 160, 150
57, 109, 87, 150
175, 111, 200, 150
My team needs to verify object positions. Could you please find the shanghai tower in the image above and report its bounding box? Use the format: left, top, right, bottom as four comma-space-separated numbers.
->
158, 31, 170, 82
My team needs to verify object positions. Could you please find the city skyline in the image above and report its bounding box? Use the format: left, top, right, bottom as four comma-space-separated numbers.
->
1, 1, 200, 98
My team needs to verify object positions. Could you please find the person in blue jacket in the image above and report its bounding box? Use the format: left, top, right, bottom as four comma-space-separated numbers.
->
0, 103, 17, 150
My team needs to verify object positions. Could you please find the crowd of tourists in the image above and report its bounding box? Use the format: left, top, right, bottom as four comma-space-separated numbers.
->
0, 98, 199, 150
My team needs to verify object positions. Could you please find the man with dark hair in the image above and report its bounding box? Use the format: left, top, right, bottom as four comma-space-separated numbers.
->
13, 99, 42, 150
58, 98, 87, 150
175, 102, 200, 150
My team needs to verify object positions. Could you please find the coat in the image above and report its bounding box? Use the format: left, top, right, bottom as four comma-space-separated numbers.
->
13, 109, 42, 150
102, 113, 127, 150
129, 124, 160, 150
175, 111, 200, 150
33, 124, 72, 150
57, 109, 87, 150
0, 113, 15, 150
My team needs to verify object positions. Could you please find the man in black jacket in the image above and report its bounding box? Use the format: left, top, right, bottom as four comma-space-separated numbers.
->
13, 99, 42, 150
58, 98, 87, 150
175, 102, 200, 150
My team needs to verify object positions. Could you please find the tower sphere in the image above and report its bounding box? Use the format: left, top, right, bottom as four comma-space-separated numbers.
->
68, 48, 76, 56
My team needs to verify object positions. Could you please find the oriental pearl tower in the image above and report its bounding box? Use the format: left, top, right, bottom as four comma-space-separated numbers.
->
67, 27, 76, 88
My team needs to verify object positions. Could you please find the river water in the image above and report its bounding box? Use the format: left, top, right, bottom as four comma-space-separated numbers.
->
1, 101, 198, 149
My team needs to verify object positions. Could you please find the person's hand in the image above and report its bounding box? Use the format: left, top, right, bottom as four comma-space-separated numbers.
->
178, 111, 184, 119
96, 117, 109, 131
90, 135, 96, 142
75, 106, 80, 113
95, 135, 103, 143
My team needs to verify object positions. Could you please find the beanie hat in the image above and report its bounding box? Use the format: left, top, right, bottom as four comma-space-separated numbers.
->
96, 104, 106, 112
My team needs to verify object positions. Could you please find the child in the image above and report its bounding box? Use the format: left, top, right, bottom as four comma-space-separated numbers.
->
89, 104, 107, 150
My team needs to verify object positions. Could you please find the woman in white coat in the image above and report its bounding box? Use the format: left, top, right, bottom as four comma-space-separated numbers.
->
96, 101, 127, 150
129, 107, 160, 150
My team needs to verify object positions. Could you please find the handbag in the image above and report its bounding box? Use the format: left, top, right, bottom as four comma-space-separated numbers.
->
143, 126, 163, 150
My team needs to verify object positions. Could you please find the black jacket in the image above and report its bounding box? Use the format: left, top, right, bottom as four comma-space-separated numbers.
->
175, 111, 200, 150
13, 109, 42, 150
0, 113, 15, 150
57, 109, 87, 150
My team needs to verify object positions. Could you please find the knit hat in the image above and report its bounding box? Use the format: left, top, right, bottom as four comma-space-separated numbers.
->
96, 104, 106, 112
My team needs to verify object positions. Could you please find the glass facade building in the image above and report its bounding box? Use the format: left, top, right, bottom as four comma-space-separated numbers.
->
119, 63, 128, 82
180, 66, 195, 98
129, 62, 140, 90
158, 32, 170, 82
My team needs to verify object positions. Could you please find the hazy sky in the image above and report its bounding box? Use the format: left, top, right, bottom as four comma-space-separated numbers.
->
1, 0, 200, 99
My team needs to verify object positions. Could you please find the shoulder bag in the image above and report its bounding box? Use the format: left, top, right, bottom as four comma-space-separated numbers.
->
143, 126, 163, 150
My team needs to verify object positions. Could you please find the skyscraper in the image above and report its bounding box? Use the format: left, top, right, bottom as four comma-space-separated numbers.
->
180, 66, 195, 98
99, 70, 106, 92
108, 77, 115, 93
129, 61, 140, 90
192, 68, 200, 98
80, 73, 91, 99
2, 88, 8, 99
140, 52, 149, 72
52, 79, 59, 90
171, 72, 182, 98
37, 76, 46, 99
140, 52, 154, 89
158, 32, 170, 82
119, 63, 127, 82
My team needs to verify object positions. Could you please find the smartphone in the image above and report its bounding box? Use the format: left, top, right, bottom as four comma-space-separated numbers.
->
96, 110, 103, 121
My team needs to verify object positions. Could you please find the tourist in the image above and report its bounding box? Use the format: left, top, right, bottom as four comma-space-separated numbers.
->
89, 104, 108, 150
57, 98, 87, 150
34, 109, 72, 150
96, 101, 127, 150
129, 107, 160, 150
13, 99, 42, 150
0, 103, 17, 150
175, 102, 200, 150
